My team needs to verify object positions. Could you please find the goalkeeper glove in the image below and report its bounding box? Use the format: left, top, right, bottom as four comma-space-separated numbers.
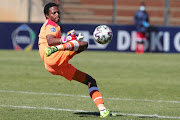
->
60, 29, 77, 44
45, 46, 58, 57
77, 33, 84, 41
67, 29, 77, 40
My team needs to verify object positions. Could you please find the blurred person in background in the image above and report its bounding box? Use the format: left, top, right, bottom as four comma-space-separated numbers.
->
134, 2, 150, 54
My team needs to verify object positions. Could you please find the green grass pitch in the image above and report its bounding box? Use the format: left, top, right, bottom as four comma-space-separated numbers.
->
0, 50, 180, 120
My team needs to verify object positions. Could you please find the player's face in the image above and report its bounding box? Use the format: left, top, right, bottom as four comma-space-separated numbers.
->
46, 6, 60, 23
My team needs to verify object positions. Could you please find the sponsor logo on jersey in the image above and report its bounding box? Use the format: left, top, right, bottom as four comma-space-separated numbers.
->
50, 27, 56, 32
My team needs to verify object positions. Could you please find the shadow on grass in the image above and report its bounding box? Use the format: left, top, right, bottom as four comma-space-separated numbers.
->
74, 111, 158, 119
74, 111, 123, 118
74, 112, 99, 117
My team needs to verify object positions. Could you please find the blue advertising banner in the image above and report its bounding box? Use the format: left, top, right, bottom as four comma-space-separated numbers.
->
0, 23, 40, 50
0, 22, 180, 53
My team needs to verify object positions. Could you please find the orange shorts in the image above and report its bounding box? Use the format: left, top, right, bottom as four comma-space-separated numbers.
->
39, 43, 77, 81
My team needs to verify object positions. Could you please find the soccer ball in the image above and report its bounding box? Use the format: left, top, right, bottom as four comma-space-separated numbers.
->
93, 25, 113, 44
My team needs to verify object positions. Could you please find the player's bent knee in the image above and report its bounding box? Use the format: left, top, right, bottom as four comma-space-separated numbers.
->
81, 41, 88, 48
86, 75, 97, 88
77, 41, 88, 53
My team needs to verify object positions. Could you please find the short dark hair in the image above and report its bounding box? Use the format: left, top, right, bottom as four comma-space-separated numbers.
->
44, 3, 58, 16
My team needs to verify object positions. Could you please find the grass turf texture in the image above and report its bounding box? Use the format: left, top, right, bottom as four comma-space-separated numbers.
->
0, 50, 180, 120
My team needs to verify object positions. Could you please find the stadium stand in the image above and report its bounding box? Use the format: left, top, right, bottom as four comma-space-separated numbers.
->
0, 0, 180, 26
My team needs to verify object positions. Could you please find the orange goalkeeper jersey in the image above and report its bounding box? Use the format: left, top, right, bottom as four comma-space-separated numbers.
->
38, 19, 77, 80
39, 19, 61, 45
38, 19, 76, 67
38, 19, 62, 63
38, 19, 72, 66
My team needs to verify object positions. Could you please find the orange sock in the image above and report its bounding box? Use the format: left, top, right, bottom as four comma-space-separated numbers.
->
89, 87, 104, 106
72, 71, 104, 108
62, 40, 79, 51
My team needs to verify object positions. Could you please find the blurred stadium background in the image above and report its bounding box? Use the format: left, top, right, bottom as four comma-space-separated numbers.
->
1, 0, 180, 53
0, 0, 179, 26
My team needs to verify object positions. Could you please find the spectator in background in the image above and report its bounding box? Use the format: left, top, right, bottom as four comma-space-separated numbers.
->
134, 2, 150, 54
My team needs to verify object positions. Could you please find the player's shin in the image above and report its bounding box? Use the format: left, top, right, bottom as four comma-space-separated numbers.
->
57, 40, 79, 51
89, 87, 105, 111
85, 75, 107, 111
72, 71, 108, 112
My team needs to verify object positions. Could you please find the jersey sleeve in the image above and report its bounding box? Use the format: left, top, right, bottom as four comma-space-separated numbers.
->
45, 25, 58, 36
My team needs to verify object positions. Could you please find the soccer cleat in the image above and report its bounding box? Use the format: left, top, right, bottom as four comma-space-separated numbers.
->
45, 46, 58, 57
100, 109, 110, 118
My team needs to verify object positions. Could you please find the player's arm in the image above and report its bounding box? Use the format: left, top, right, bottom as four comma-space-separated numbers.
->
45, 25, 72, 46
45, 30, 86, 57
46, 30, 83, 46
46, 34, 74, 46
46, 34, 62, 46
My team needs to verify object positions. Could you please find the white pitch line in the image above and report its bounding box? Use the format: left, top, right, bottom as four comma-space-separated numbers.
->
119, 112, 180, 119
0, 90, 180, 104
0, 105, 88, 112
0, 105, 180, 119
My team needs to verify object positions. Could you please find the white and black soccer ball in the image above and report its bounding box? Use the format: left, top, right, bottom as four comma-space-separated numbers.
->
93, 25, 113, 44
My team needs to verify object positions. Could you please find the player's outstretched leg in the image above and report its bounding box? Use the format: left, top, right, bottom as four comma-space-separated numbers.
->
45, 41, 88, 57
72, 70, 110, 118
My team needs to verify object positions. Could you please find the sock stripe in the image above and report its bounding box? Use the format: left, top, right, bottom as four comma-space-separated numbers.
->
93, 97, 103, 102
89, 87, 99, 94
69, 40, 79, 51
62, 42, 73, 50
89, 88, 104, 107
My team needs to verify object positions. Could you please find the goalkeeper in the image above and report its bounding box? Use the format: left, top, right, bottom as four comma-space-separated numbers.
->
38, 3, 110, 118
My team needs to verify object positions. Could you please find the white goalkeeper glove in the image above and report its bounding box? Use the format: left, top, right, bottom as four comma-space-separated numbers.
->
77, 33, 84, 41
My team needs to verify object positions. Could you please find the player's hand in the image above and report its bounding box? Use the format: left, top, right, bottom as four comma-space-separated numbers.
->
66, 29, 77, 41
77, 33, 84, 41
45, 46, 58, 57
60, 29, 77, 44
